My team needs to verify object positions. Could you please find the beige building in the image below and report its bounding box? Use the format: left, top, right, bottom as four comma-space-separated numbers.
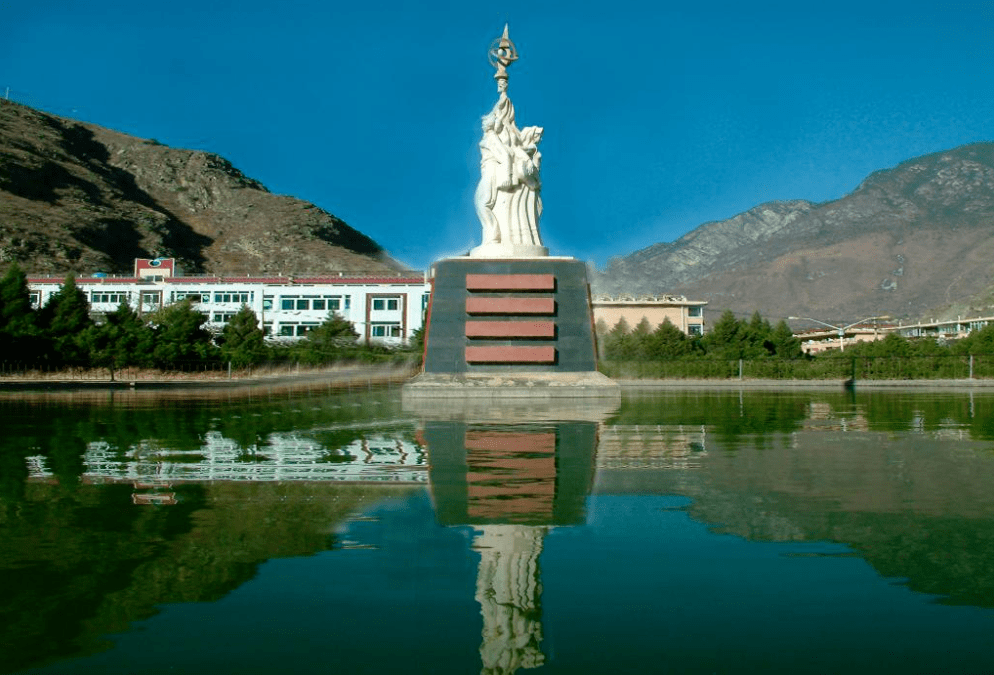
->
796, 326, 890, 354
592, 295, 706, 336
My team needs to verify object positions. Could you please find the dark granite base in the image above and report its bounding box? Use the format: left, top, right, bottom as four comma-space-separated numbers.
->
420, 257, 600, 375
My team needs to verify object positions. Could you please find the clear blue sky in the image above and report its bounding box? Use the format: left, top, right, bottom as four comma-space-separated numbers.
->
4, 1, 993, 271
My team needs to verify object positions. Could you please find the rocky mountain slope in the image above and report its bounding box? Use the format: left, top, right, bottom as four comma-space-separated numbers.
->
0, 100, 407, 276
595, 143, 994, 323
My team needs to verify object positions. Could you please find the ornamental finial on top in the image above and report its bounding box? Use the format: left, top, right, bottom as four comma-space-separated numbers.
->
488, 24, 518, 90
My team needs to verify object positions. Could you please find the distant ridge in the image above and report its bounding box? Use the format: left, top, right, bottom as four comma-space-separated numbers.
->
594, 142, 994, 323
0, 99, 408, 277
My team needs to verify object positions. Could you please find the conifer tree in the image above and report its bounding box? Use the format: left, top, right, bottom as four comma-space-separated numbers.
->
647, 317, 692, 359
0, 264, 38, 357
629, 317, 653, 360
704, 310, 743, 359
88, 302, 155, 371
38, 275, 93, 364
219, 305, 267, 367
148, 299, 217, 368
770, 320, 803, 359
603, 317, 632, 361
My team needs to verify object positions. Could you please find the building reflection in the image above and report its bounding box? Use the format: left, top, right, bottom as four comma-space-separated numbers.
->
413, 398, 610, 675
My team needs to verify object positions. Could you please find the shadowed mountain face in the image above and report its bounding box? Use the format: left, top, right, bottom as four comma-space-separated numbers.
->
0, 100, 407, 277
594, 143, 994, 323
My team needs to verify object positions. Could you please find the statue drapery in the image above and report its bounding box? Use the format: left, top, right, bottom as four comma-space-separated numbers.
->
470, 27, 548, 258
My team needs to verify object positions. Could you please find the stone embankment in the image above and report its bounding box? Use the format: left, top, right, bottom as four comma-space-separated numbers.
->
0, 364, 418, 399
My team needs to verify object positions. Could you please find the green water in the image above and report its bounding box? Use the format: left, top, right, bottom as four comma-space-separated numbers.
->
2, 388, 994, 674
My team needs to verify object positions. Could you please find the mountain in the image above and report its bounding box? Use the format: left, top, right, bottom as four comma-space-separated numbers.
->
594, 143, 994, 323
0, 100, 407, 276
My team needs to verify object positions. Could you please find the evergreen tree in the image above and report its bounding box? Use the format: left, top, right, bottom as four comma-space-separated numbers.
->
745, 311, 775, 358
87, 302, 155, 371
296, 313, 360, 363
0, 263, 39, 357
602, 317, 633, 361
703, 310, 743, 359
38, 275, 93, 364
953, 323, 994, 355
770, 320, 803, 359
646, 317, 692, 359
219, 305, 267, 367
870, 332, 912, 358
629, 317, 653, 360
0, 264, 36, 334
148, 299, 217, 368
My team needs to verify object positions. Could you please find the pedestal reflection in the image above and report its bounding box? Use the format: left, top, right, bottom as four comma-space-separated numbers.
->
421, 419, 599, 674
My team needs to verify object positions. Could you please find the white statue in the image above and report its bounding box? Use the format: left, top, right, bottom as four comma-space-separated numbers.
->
470, 26, 548, 258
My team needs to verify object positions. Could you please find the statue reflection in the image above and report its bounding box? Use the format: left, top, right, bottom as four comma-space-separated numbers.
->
419, 416, 600, 674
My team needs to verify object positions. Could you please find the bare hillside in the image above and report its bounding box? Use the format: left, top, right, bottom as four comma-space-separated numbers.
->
594, 143, 994, 323
0, 99, 407, 276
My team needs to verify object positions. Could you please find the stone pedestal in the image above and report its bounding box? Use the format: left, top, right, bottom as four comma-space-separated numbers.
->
405, 257, 617, 396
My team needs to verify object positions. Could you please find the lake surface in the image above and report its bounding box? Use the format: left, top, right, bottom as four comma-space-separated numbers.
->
2, 387, 994, 674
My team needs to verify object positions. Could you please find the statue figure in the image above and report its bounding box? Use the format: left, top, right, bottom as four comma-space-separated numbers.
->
470, 26, 548, 258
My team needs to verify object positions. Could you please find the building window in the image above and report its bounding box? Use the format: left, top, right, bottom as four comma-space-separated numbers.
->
688, 306, 702, 317
212, 312, 237, 323
29, 291, 41, 308
173, 291, 204, 303
263, 296, 274, 311
277, 322, 320, 337
688, 324, 703, 336
371, 323, 402, 338
140, 291, 161, 310
372, 297, 400, 311
280, 296, 298, 310
90, 292, 130, 304
213, 292, 252, 304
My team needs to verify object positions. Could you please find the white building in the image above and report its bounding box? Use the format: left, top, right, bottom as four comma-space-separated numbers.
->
27, 258, 430, 347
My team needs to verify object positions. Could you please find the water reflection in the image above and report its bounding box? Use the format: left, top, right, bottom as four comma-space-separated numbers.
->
2, 389, 994, 673
419, 409, 602, 674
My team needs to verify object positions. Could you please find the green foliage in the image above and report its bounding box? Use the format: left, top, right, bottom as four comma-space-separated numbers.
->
219, 305, 267, 367
645, 318, 694, 358
0, 263, 40, 357
703, 310, 745, 360
952, 322, 994, 355
0, 264, 35, 333
701, 310, 775, 360
408, 324, 426, 363
87, 302, 155, 370
37, 275, 93, 363
147, 299, 218, 367
770, 320, 803, 359
602, 317, 633, 361
293, 313, 360, 364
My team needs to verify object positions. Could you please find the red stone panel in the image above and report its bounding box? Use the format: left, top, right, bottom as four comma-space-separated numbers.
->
465, 321, 555, 338
465, 297, 556, 315
465, 346, 556, 364
465, 274, 555, 291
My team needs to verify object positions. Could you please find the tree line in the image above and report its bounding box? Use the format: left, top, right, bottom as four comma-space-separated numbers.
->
597, 311, 804, 361
598, 309, 994, 361
0, 265, 420, 371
